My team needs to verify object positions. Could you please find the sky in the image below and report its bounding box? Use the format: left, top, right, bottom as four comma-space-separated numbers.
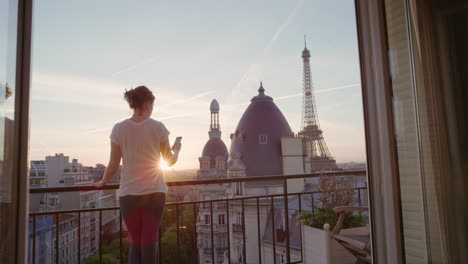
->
29, 0, 366, 170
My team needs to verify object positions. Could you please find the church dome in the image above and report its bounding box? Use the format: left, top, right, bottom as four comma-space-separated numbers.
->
230, 83, 293, 177
202, 138, 228, 159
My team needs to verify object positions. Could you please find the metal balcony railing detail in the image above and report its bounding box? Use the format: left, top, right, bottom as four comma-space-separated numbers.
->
29, 170, 367, 264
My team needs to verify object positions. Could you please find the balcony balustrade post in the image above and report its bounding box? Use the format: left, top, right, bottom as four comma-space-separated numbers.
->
78, 211, 81, 264
210, 201, 215, 263
241, 199, 246, 264
298, 194, 303, 263
32, 215, 36, 264
283, 179, 291, 264
55, 214, 59, 264
193, 203, 198, 264
226, 200, 231, 264
271, 196, 276, 264
256, 198, 262, 264
99, 210, 102, 264
119, 210, 122, 264
176, 204, 180, 264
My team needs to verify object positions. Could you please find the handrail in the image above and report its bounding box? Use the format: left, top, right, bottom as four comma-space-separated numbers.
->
29, 169, 366, 194
28, 187, 368, 216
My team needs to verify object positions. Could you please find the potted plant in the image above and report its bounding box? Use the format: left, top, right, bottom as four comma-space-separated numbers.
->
297, 175, 368, 264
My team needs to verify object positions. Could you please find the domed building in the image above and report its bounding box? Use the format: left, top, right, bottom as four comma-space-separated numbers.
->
196, 99, 229, 264
198, 99, 229, 172
229, 82, 293, 178
227, 83, 309, 191
226, 83, 309, 264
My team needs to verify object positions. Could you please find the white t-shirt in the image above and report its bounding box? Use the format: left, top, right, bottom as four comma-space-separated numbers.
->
110, 118, 169, 196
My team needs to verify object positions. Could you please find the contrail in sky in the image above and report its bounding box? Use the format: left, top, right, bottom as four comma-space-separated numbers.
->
84, 90, 213, 134
111, 54, 164, 77
158, 90, 214, 110
230, 0, 305, 98
222, 83, 361, 112
273, 83, 361, 101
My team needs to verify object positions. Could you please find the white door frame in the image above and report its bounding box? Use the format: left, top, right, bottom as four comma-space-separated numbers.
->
355, 0, 404, 263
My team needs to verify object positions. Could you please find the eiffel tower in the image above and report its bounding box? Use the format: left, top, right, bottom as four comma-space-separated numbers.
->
298, 38, 338, 171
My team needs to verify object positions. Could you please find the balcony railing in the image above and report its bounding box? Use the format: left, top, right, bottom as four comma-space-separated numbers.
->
29, 170, 367, 264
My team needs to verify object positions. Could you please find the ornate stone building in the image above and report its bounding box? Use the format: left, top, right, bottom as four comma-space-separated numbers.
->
196, 99, 229, 264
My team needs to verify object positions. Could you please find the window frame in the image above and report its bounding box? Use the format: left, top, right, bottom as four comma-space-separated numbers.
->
355, 0, 405, 262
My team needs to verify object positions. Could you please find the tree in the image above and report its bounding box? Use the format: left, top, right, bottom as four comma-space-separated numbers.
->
84, 238, 130, 264
160, 205, 196, 263
297, 175, 365, 229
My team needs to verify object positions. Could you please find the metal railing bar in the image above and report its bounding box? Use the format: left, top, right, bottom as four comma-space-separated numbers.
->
210, 201, 215, 263
55, 214, 59, 264
32, 215, 36, 264
241, 199, 246, 264
271, 197, 276, 264
78, 212, 81, 264
159, 223, 162, 264
358, 188, 362, 206
193, 204, 198, 264
119, 210, 123, 264
256, 198, 262, 264
29, 187, 367, 217
29, 170, 366, 193
176, 204, 180, 264
311, 193, 315, 213
283, 179, 291, 263
298, 194, 303, 263
226, 200, 231, 264
99, 210, 102, 264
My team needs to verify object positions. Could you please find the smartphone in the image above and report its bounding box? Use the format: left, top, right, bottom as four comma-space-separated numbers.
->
173, 137, 182, 148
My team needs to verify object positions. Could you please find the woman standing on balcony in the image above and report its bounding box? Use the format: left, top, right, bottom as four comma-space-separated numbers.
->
93, 86, 181, 264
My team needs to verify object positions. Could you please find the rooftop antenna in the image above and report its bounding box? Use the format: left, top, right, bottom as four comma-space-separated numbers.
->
304, 35, 307, 48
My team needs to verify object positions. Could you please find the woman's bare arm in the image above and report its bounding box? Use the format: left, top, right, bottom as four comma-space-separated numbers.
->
160, 136, 181, 166
93, 141, 122, 187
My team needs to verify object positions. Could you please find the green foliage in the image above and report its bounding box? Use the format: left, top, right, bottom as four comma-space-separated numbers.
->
84, 205, 196, 264
84, 253, 118, 264
297, 209, 365, 230
84, 238, 130, 264
160, 205, 196, 263
297, 175, 367, 230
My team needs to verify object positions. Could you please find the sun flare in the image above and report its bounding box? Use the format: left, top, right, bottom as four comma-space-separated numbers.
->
160, 160, 170, 171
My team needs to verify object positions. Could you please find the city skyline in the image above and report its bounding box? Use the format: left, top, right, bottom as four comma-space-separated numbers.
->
29, 0, 365, 170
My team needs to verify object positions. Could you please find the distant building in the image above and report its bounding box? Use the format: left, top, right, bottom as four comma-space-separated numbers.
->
223, 83, 366, 264
29, 154, 120, 263
28, 216, 54, 264
196, 99, 229, 264
225, 84, 305, 263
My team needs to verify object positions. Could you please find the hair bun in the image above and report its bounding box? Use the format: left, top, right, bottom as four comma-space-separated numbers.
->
124, 86, 155, 109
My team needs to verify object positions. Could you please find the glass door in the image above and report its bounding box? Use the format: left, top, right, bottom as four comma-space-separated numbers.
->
0, 0, 32, 262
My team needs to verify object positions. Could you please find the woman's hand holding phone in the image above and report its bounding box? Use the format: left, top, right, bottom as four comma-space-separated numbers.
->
172, 136, 182, 153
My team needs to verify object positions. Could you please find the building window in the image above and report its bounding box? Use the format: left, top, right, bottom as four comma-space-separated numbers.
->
218, 214, 225, 225
276, 254, 285, 264
234, 182, 243, 195
236, 212, 242, 225
216, 160, 225, 170
259, 134, 268, 144
204, 215, 210, 224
